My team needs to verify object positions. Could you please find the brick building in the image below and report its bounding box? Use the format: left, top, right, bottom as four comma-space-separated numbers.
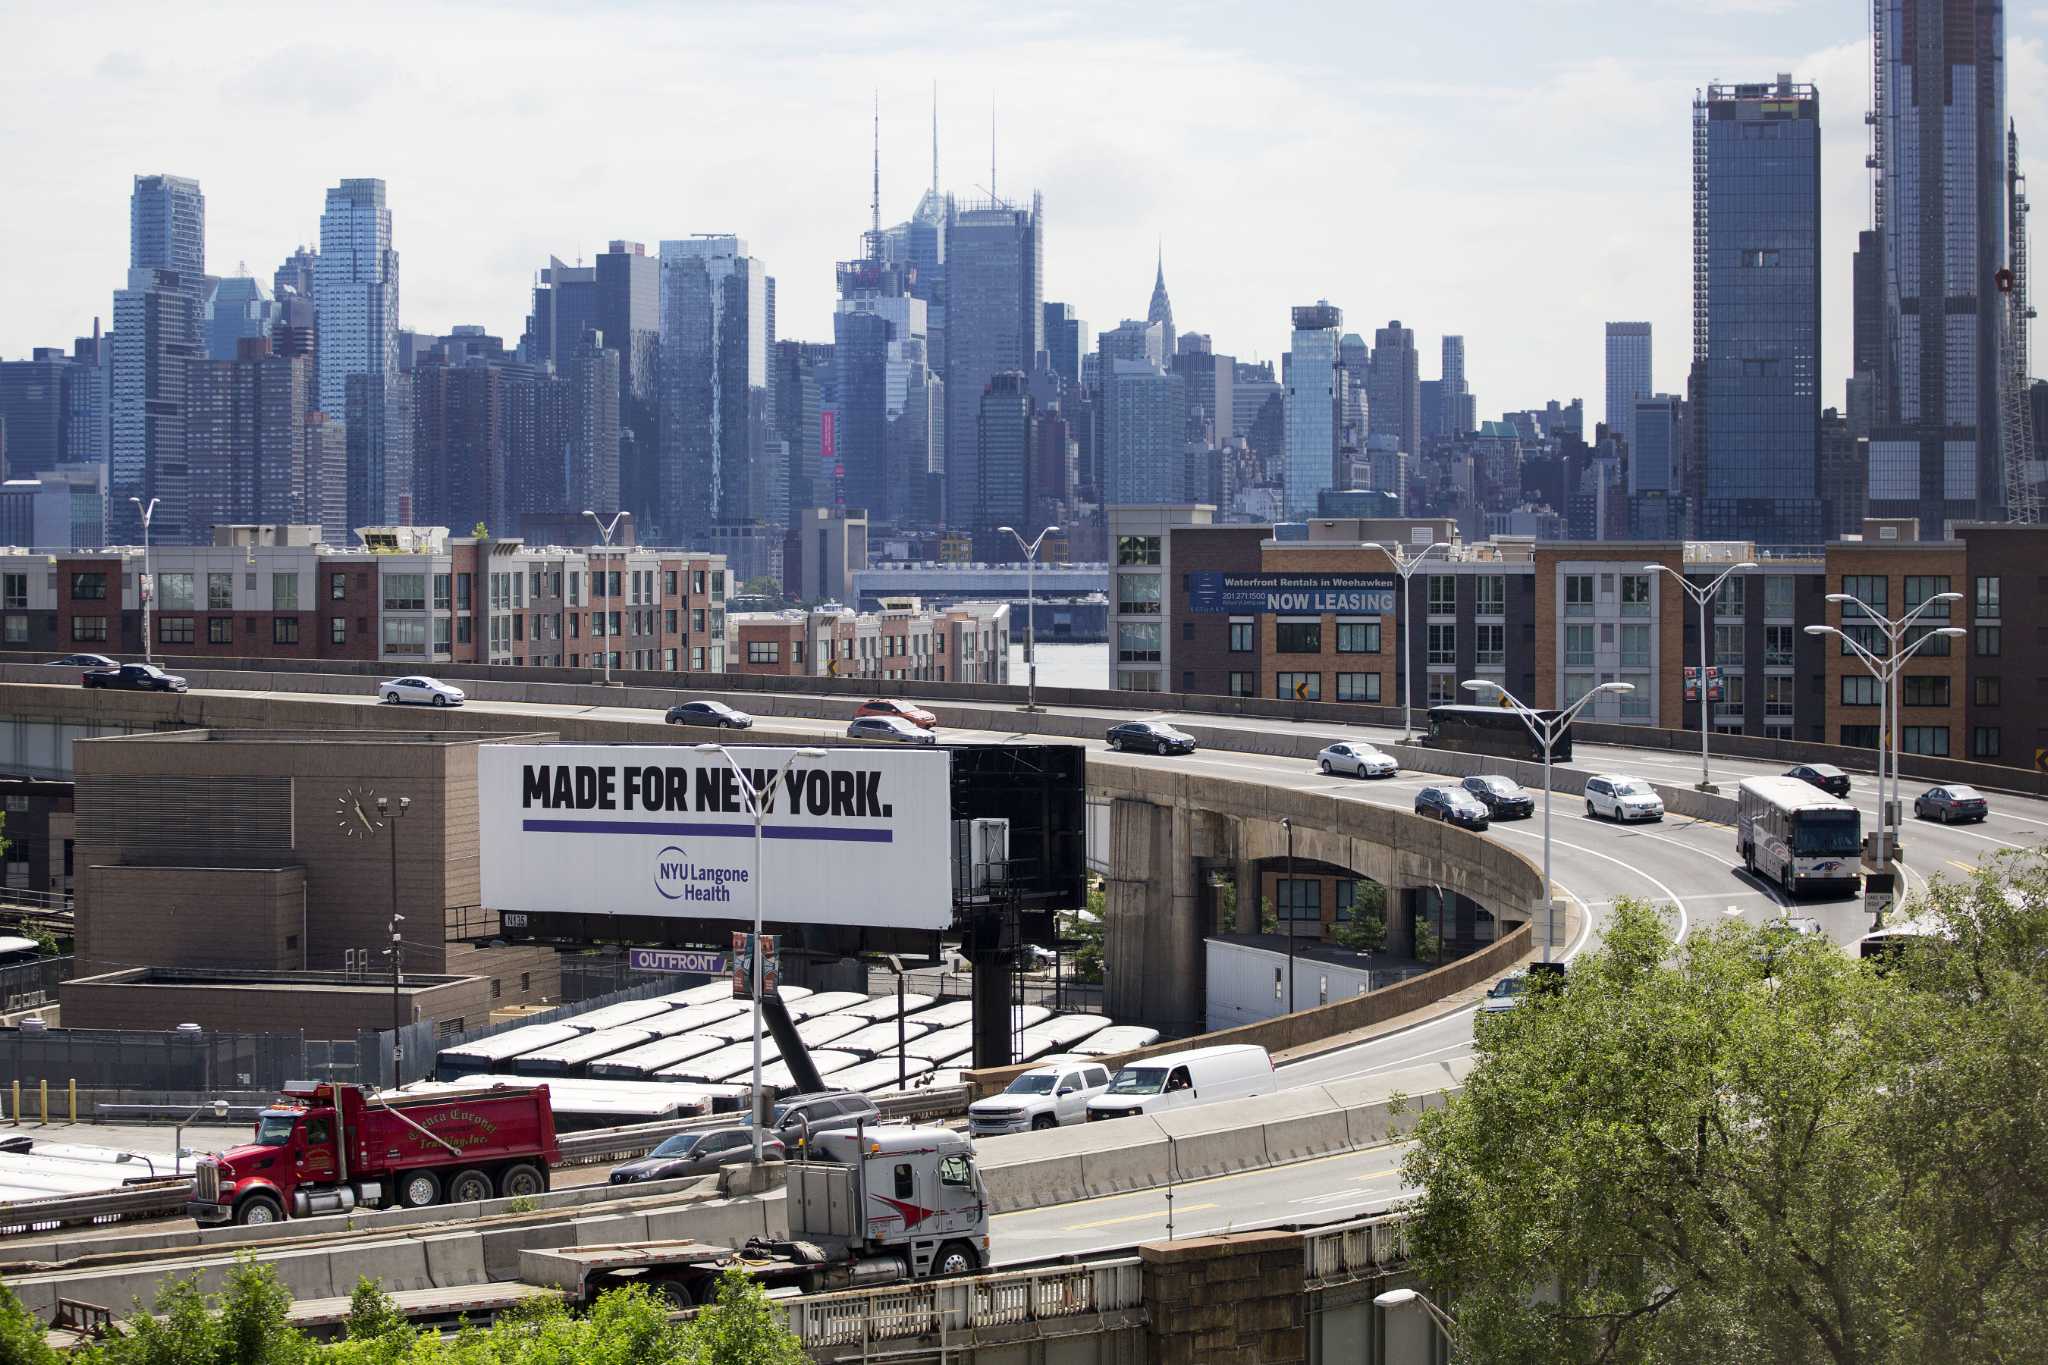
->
729, 598, 1010, 684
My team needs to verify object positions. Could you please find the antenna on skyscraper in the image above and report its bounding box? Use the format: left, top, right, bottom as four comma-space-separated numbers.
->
931, 81, 940, 201
871, 89, 881, 241
990, 99, 998, 204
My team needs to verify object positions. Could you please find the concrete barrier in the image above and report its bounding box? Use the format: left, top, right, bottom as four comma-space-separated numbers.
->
1080, 1134, 1175, 1197
420, 1231, 486, 1289
570, 1213, 650, 1246
325, 1238, 432, 1294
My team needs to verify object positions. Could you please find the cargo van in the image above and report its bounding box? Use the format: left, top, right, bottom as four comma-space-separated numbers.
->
1085, 1044, 1274, 1121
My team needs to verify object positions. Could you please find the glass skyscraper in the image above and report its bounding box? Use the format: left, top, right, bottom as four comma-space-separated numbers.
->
314, 179, 400, 419
943, 193, 1042, 534
1283, 302, 1343, 518
657, 236, 778, 547
130, 174, 205, 277
1604, 322, 1652, 449
1692, 79, 1824, 547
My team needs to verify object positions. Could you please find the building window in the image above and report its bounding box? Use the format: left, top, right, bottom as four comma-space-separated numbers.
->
330, 572, 347, 601
1901, 675, 1950, 707
1904, 623, 1950, 657
1475, 575, 1505, 617
208, 617, 232, 643
1228, 619, 1253, 653
1564, 624, 1594, 669
1840, 675, 1881, 706
383, 574, 426, 611
1838, 574, 1887, 619
1275, 619, 1321, 653
1764, 624, 1794, 668
1276, 671, 1321, 701
158, 617, 193, 645
1427, 574, 1455, 615
1, 617, 24, 644
70, 572, 106, 601
1618, 624, 1649, 668
1564, 574, 1593, 617
1275, 877, 1321, 923
1115, 669, 1159, 691
330, 617, 346, 645
1563, 671, 1595, 705
1337, 620, 1381, 654
1619, 673, 1652, 717
1713, 575, 1746, 616
1427, 673, 1458, 705
1840, 725, 1880, 749
1227, 671, 1253, 697
1427, 623, 1455, 666
1975, 676, 2000, 706
157, 572, 194, 609
1476, 623, 1506, 667
747, 640, 781, 665
383, 618, 426, 654
1903, 575, 1951, 620
1117, 622, 1161, 663
1900, 726, 1950, 756
1764, 674, 1793, 720
1974, 576, 2001, 620
1713, 623, 1743, 668
1764, 575, 1794, 618
1973, 726, 2002, 759
455, 573, 472, 610
1116, 535, 1160, 566
273, 618, 299, 645
1117, 573, 1162, 615
1976, 626, 2001, 657
1337, 672, 1381, 702
71, 615, 107, 641
272, 573, 299, 610
0, 574, 24, 610
665, 570, 679, 597
1619, 574, 1652, 617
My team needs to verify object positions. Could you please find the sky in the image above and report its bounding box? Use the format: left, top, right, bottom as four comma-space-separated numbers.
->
4, 0, 2046, 427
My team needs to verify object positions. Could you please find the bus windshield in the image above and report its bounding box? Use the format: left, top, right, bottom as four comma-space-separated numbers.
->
1792, 813, 1860, 857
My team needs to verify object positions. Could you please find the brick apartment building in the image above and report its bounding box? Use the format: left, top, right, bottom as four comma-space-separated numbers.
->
1111, 506, 2048, 772
729, 599, 1011, 684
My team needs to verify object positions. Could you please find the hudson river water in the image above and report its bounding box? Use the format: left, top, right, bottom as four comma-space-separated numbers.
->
1006, 641, 1110, 692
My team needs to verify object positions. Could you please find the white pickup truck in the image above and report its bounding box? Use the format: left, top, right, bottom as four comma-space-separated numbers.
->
966, 1060, 1112, 1136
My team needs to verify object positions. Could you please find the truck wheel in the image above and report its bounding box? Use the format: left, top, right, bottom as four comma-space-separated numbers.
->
1031, 1114, 1057, 1131
235, 1193, 284, 1226
655, 1278, 700, 1309
397, 1170, 442, 1209
447, 1168, 494, 1204
935, 1240, 980, 1276
497, 1163, 547, 1198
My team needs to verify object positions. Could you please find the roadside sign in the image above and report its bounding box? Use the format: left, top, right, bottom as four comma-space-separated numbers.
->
1294, 678, 1310, 701
732, 932, 779, 998
1683, 665, 1722, 703
629, 947, 726, 975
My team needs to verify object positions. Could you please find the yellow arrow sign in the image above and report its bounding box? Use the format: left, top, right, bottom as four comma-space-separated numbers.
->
1294, 679, 1310, 701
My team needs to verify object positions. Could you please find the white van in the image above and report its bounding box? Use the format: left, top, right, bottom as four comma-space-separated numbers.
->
1085, 1044, 1275, 1121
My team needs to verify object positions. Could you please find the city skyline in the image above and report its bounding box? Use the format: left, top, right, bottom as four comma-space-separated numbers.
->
8, 3, 2047, 419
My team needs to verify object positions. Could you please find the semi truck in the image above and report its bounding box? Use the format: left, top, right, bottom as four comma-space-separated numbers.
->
187, 1080, 560, 1226
520, 1124, 990, 1305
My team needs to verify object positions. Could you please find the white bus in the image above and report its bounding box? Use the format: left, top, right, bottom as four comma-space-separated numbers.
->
1736, 776, 1862, 897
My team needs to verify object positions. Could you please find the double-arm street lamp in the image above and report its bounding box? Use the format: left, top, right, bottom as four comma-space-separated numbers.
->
1644, 558, 1757, 792
695, 743, 828, 1164
1805, 588, 1964, 866
1461, 677, 1632, 962
1365, 541, 1450, 742
998, 525, 1060, 712
584, 509, 629, 685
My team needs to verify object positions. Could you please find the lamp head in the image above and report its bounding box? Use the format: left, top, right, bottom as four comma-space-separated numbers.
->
211, 1099, 229, 1120
1374, 1289, 1420, 1310
1804, 624, 1835, 636
1934, 626, 1966, 638
1595, 681, 1634, 695
796, 747, 829, 758
1733, 561, 1758, 571
1042, 525, 1061, 537
1460, 679, 1501, 694
582, 508, 597, 518
996, 525, 1016, 535
1825, 593, 1852, 603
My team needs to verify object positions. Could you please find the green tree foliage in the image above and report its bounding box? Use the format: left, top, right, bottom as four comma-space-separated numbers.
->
0, 1275, 59, 1365
1330, 880, 1388, 954
78, 1260, 310, 1365
675, 1269, 808, 1365
1410, 916, 1439, 964
738, 576, 783, 600
1402, 855, 2048, 1364
469, 522, 490, 541
1070, 885, 1106, 984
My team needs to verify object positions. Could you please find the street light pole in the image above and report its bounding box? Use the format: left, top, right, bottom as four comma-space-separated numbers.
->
584, 510, 629, 685
696, 743, 828, 1164
1644, 559, 1756, 793
1365, 542, 1448, 743
376, 794, 411, 1087
1281, 815, 1295, 1014
998, 525, 1060, 712
1462, 677, 1632, 962
129, 496, 159, 666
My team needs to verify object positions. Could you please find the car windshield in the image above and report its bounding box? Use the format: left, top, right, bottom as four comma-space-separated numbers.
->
251, 1113, 299, 1146
1005, 1073, 1057, 1095
1490, 977, 1525, 998
1792, 813, 1861, 857
1611, 781, 1651, 797
650, 1134, 702, 1157
1106, 1066, 1165, 1096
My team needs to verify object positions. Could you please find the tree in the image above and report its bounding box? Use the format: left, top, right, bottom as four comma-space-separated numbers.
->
676, 1269, 808, 1364
1069, 885, 1106, 984
739, 576, 783, 600
79, 1259, 311, 1365
470, 522, 490, 540
1331, 880, 1388, 954
0, 1278, 59, 1365
1259, 897, 1279, 936
338, 1276, 414, 1361
1400, 859, 2048, 1365
1410, 916, 1439, 964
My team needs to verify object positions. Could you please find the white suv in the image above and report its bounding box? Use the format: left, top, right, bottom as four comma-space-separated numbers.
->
1584, 774, 1664, 823
967, 1061, 1112, 1136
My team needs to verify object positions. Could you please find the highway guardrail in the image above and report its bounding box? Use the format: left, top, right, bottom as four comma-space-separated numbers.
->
785, 1255, 1145, 1350
0, 1180, 194, 1237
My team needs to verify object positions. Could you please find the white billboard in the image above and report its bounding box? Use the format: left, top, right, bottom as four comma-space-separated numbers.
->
477, 744, 953, 930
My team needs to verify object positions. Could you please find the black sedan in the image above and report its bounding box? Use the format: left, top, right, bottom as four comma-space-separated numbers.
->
1460, 775, 1535, 819
665, 699, 754, 729
82, 663, 187, 693
1785, 764, 1851, 799
1106, 721, 1196, 755
48, 653, 118, 670
1915, 785, 1988, 824
1415, 785, 1490, 831
610, 1128, 782, 1183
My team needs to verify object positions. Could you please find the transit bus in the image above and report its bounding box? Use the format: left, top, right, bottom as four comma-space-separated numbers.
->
1425, 704, 1573, 764
1736, 775, 1862, 897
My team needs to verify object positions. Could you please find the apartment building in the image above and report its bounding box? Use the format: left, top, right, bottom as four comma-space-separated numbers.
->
728, 599, 1010, 685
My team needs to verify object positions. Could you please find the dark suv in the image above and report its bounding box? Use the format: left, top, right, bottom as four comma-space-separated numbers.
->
1460, 775, 1535, 819
1415, 785, 1490, 831
82, 663, 187, 693
764, 1091, 882, 1150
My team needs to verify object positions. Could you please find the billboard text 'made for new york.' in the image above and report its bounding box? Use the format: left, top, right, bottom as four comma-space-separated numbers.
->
478, 745, 952, 930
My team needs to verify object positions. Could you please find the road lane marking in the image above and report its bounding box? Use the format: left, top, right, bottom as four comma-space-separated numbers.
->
1065, 1202, 1216, 1231
1947, 859, 1976, 874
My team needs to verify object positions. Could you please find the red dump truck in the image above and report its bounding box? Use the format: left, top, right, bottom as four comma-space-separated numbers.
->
188, 1080, 560, 1226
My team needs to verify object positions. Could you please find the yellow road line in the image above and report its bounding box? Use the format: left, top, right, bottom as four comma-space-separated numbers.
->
1020, 1144, 1406, 1213
1065, 1202, 1217, 1231
1947, 859, 1977, 874
1352, 1168, 1403, 1182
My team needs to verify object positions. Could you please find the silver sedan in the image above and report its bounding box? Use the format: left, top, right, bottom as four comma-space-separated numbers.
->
1318, 742, 1398, 778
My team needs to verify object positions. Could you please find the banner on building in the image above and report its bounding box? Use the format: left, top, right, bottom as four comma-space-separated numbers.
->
732, 932, 779, 997
1186, 571, 1397, 615
1683, 665, 1723, 702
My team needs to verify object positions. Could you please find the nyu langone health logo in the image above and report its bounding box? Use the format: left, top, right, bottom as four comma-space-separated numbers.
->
652, 845, 752, 904
654, 845, 690, 900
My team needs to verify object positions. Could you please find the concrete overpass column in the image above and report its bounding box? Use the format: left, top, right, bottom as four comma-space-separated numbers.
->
1103, 796, 1201, 1035
1233, 855, 1261, 934
1141, 1230, 1306, 1363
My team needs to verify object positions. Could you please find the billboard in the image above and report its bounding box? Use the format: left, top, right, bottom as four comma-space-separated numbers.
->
628, 948, 726, 975
478, 744, 953, 930
1186, 571, 1397, 615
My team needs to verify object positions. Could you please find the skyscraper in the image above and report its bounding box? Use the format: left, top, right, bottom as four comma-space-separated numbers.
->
205, 276, 281, 362
1147, 248, 1175, 362
977, 371, 1033, 535
129, 175, 205, 277
110, 268, 203, 544
1283, 302, 1343, 518
594, 241, 661, 526
835, 254, 936, 529
314, 179, 399, 418
0, 350, 82, 478
1440, 335, 1473, 439
1368, 321, 1421, 460
344, 372, 414, 528
1692, 79, 1824, 546
944, 193, 1042, 533
1043, 302, 1086, 390
185, 337, 310, 536
273, 246, 317, 303
565, 331, 622, 518
1869, 0, 2010, 526
773, 339, 835, 516
1604, 322, 1652, 447
523, 257, 599, 371
1101, 361, 1185, 506
657, 236, 778, 546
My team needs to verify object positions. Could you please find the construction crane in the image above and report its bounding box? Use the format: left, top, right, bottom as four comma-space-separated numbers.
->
2002, 122, 2040, 525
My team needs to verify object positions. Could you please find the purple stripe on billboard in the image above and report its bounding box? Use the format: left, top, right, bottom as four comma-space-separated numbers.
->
520, 818, 892, 843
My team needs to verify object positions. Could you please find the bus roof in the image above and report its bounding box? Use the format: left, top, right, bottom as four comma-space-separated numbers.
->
1738, 775, 1858, 815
